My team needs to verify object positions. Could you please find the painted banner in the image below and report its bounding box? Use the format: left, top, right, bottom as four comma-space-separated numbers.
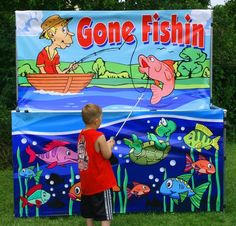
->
16, 10, 212, 111
12, 109, 224, 217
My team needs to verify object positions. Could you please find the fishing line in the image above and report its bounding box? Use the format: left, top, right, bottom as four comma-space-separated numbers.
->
70, 34, 150, 95
71, 35, 151, 138
68, 37, 128, 73
113, 93, 144, 139
75, 36, 130, 64
128, 35, 150, 94
69, 35, 151, 138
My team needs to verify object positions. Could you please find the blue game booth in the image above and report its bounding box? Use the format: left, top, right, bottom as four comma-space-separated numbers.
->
13, 10, 226, 217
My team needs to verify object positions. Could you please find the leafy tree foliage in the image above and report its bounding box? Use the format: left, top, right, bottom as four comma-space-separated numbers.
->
92, 58, 106, 78
212, 0, 236, 137
177, 47, 207, 78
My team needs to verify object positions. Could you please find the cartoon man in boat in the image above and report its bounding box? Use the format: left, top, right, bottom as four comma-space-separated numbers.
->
37, 15, 78, 74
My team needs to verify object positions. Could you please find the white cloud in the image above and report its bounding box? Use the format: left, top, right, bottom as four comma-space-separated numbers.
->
189, 10, 212, 36
16, 11, 43, 36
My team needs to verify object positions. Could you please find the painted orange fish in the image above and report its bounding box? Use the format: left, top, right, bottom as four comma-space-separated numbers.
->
69, 182, 120, 201
112, 185, 121, 192
69, 182, 82, 201
127, 182, 150, 199
184, 154, 215, 175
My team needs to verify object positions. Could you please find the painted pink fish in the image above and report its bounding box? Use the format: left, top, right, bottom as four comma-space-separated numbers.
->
26, 140, 78, 169
138, 55, 175, 104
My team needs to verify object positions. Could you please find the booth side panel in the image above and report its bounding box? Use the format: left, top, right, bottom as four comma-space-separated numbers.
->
12, 110, 224, 217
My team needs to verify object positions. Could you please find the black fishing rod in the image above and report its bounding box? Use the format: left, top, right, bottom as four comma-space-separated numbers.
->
75, 35, 131, 64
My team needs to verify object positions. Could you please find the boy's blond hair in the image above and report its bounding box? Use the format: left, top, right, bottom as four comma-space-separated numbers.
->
82, 104, 102, 125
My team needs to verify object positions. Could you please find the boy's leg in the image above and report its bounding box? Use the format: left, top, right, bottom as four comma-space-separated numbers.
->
91, 189, 113, 222
86, 218, 94, 226
101, 220, 111, 226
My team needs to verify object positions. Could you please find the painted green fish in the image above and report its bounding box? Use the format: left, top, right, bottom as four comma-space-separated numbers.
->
20, 184, 51, 208
183, 123, 221, 152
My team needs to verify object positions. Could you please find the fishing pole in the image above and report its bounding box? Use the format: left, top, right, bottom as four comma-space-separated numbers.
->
69, 34, 150, 94
74, 35, 131, 64
111, 93, 144, 140
67, 37, 129, 73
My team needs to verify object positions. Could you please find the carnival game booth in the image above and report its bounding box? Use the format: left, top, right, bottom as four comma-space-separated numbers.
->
13, 10, 225, 217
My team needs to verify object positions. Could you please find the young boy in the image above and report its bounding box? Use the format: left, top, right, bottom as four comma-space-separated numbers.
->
78, 103, 117, 226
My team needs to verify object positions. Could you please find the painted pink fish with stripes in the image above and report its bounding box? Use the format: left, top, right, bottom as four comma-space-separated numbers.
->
26, 140, 78, 169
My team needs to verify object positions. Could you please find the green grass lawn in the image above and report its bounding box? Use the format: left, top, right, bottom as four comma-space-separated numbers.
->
1, 141, 236, 226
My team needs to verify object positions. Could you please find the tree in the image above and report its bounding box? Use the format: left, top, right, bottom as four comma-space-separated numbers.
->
92, 58, 106, 78
18, 64, 36, 76
212, 0, 236, 137
177, 47, 207, 78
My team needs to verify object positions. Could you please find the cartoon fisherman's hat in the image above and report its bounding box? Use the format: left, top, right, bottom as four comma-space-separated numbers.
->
39, 15, 72, 39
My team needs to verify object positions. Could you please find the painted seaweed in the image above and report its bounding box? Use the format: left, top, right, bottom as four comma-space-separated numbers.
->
123, 168, 128, 213
170, 198, 174, 213
69, 166, 75, 215
24, 178, 28, 216
115, 164, 128, 213
36, 163, 40, 217
163, 168, 167, 213
215, 150, 221, 211
190, 148, 195, 212
117, 164, 124, 213
207, 168, 212, 211
17, 146, 23, 217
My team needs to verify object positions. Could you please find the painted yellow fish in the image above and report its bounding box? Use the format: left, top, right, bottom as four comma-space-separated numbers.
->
183, 123, 220, 152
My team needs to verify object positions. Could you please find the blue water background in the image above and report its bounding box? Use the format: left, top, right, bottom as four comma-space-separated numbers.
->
18, 87, 211, 111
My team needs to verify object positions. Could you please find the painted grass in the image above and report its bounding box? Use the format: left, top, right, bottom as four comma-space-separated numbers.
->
1, 141, 235, 226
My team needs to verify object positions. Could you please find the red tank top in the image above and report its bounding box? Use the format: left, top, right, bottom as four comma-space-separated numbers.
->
78, 129, 117, 195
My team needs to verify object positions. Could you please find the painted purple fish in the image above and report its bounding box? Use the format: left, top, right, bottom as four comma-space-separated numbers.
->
26, 140, 78, 168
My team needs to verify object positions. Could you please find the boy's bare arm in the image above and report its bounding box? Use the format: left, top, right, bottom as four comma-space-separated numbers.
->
96, 135, 114, 159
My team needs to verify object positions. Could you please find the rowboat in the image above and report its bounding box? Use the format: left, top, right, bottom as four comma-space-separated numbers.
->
27, 73, 94, 93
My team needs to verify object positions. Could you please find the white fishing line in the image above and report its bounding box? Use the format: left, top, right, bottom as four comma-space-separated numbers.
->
114, 93, 144, 138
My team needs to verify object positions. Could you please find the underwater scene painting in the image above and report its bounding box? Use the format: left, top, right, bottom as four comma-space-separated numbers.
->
12, 109, 225, 217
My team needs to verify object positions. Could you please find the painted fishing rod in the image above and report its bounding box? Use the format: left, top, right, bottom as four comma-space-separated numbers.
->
72, 34, 133, 67
111, 93, 144, 140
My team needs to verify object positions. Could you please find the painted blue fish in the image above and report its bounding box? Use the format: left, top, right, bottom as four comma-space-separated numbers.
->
160, 174, 210, 208
19, 166, 42, 183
